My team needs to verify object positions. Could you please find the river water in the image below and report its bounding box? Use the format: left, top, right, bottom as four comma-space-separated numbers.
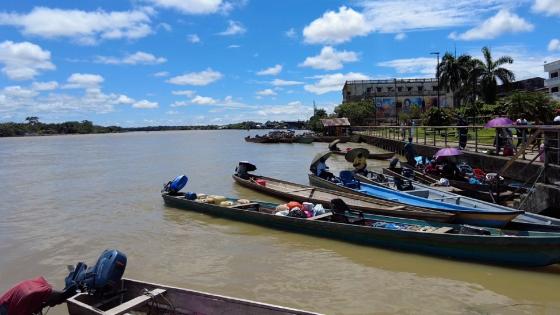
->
0, 130, 559, 315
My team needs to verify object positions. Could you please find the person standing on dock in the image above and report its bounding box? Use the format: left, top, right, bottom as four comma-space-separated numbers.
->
515, 115, 528, 149
457, 117, 468, 150
403, 137, 417, 167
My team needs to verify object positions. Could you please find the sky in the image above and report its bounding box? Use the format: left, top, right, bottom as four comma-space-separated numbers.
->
0, 0, 559, 127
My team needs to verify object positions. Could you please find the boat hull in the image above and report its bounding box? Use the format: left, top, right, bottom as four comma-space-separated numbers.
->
331, 150, 394, 160
308, 174, 521, 228
233, 174, 454, 222
68, 277, 318, 315
162, 194, 560, 267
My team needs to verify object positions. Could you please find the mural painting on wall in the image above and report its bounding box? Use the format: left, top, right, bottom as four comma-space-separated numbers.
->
375, 97, 395, 118
401, 97, 424, 112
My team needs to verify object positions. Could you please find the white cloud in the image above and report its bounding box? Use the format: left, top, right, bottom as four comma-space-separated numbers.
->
32, 81, 58, 91
257, 64, 282, 76
170, 101, 189, 107
394, 33, 406, 40
285, 28, 297, 39
228, 44, 241, 48
132, 100, 159, 109
549, 39, 560, 52
3, 86, 38, 98
65, 73, 104, 89
0, 41, 55, 80
167, 68, 223, 85
300, 46, 358, 70
153, 71, 169, 77
449, 10, 533, 41
158, 22, 172, 31
187, 34, 201, 43
116, 94, 134, 104
0, 7, 153, 44
377, 57, 436, 76
95, 51, 166, 65
191, 95, 217, 105
217, 20, 246, 36
146, 0, 224, 14
256, 89, 277, 96
303, 6, 373, 45
532, 0, 560, 16
172, 90, 195, 97
304, 72, 370, 95
271, 79, 304, 86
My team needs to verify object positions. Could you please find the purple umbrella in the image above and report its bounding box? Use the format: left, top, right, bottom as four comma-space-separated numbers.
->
484, 117, 513, 128
435, 147, 462, 158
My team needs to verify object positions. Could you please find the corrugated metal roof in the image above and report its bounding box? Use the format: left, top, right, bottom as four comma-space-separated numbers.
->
321, 118, 351, 127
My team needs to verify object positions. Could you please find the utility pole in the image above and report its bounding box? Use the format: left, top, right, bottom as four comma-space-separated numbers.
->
430, 52, 440, 108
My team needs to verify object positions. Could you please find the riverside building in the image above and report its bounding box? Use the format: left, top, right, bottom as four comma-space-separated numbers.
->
545, 60, 560, 101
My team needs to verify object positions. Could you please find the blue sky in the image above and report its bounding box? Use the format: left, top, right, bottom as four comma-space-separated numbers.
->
0, 0, 559, 126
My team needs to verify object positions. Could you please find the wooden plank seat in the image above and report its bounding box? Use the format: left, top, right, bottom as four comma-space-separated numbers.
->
105, 288, 166, 315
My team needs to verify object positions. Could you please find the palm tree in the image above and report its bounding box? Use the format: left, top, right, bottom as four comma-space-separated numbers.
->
479, 46, 515, 104
437, 53, 472, 107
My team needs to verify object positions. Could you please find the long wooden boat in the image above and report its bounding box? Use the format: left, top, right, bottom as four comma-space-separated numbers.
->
67, 278, 318, 315
245, 135, 277, 143
308, 174, 522, 228
161, 193, 560, 267
355, 172, 560, 231
330, 150, 395, 160
294, 135, 314, 144
233, 174, 454, 222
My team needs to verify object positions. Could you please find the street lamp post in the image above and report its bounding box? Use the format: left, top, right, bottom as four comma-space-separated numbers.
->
430, 52, 440, 108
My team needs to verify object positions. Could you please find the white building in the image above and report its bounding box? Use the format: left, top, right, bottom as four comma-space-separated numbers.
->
544, 60, 560, 100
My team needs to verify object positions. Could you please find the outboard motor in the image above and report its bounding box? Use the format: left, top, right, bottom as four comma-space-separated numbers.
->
162, 175, 188, 194
235, 161, 256, 179
65, 249, 127, 296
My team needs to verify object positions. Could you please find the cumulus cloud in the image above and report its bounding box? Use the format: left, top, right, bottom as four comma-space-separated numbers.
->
172, 90, 195, 97
303, 6, 373, 45
146, 0, 224, 14
32, 81, 58, 91
394, 33, 406, 40
256, 89, 277, 96
0, 41, 55, 80
549, 39, 560, 52
0, 7, 153, 44
64, 73, 104, 89
95, 51, 166, 65
191, 95, 217, 105
300, 46, 358, 70
532, 0, 560, 16
228, 44, 241, 48
187, 34, 201, 43
285, 28, 297, 39
257, 64, 282, 76
132, 100, 159, 109
218, 20, 246, 36
377, 57, 437, 76
271, 79, 304, 86
304, 72, 370, 95
167, 68, 223, 85
449, 10, 533, 41
153, 71, 169, 77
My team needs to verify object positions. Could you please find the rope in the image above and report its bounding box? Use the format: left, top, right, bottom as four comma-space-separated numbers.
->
517, 166, 545, 209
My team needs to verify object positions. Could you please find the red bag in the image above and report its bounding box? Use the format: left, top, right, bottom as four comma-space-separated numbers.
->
287, 201, 303, 210
255, 179, 267, 186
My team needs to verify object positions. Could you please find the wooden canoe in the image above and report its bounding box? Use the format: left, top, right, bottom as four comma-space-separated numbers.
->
355, 172, 560, 232
330, 150, 395, 160
161, 193, 560, 267
308, 174, 522, 228
67, 278, 318, 315
232, 174, 454, 222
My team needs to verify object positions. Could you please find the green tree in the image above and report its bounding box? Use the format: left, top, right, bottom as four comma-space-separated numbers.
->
308, 108, 327, 132
422, 107, 455, 126
438, 53, 469, 106
25, 116, 40, 125
502, 91, 559, 123
333, 101, 374, 126
479, 46, 515, 104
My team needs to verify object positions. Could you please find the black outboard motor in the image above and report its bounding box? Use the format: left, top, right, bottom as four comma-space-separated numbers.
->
65, 249, 127, 296
235, 161, 256, 179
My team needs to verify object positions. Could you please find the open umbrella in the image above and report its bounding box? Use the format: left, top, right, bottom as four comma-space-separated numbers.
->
435, 147, 462, 158
328, 139, 341, 151
484, 117, 513, 128
344, 148, 370, 162
310, 151, 332, 169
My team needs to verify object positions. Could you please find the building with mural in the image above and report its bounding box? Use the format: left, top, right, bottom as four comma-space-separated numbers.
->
342, 78, 453, 121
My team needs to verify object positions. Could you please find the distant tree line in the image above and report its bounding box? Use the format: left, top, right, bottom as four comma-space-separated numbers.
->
0, 117, 123, 137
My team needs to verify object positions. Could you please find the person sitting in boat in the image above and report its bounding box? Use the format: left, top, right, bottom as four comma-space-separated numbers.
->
0, 277, 69, 315
352, 152, 368, 176
403, 138, 417, 167
315, 157, 335, 180
441, 159, 462, 180
424, 160, 438, 175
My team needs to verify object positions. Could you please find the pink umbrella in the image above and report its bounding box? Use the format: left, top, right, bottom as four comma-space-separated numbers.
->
484, 117, 513, 128
435, 147, 462, 158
